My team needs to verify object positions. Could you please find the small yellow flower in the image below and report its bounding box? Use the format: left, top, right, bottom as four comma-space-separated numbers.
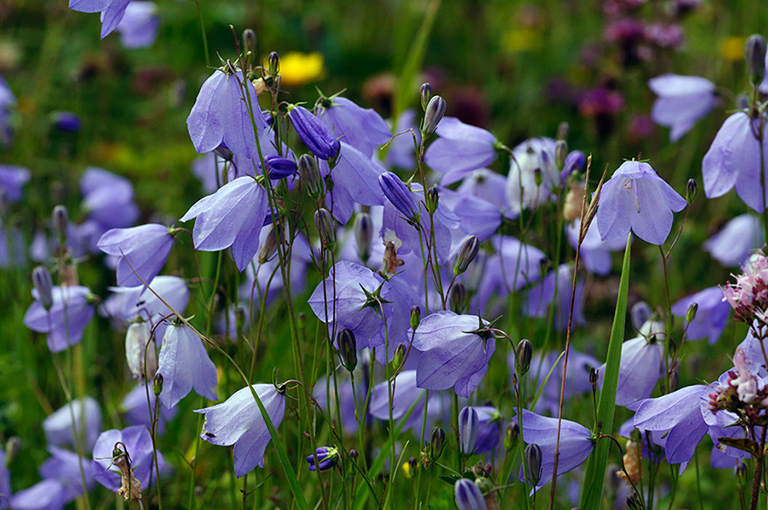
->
722, 36, 747, 61
277, 52, 326, 87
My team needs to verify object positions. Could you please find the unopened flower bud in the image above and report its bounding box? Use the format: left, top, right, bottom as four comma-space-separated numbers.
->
392, 343, 406, 371
32, 266, 54, 310
737, 93, 750, 110
420, 83, 432, 111
524, 444, 542, 486
557, 122, 569, 141
449, 282, 467, 314
590, 367, 599, 386
258, 226, 279, 264
264, 155, 298, 180
686, 178, 697, 202
408, 457, 418, 471
516, 339, 533, 377
5, 437, 21, 464
745, 35, 767, 84
426, 185, 439, 214
314, 208, 335, 249
354, 213, 372, 262
52, 205, 68, 242
125, 321, 157, 382
555, 140, 568, 170
631, 302, 652, 331
410, 305, 421, 330
379, 172, 419, 221
533, 167, 543, 187
422, 95, 446, 136
459, 407, 479, 456
686, 302, 699, 324
242, 29, 257, 56
350, 449, 359, 461
454, 479, 486, 510
298, 155, 323, 199
474, 476, 493, 496
737, 462, 749, 489
337, 328, 357, 372
429, 427, 446, 461
153, 373, 164, 397
504, 422, 519, 452
454, 235, 480, 276
268, 51, 280, 77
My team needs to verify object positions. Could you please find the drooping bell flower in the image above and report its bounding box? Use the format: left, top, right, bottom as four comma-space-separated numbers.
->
115, 1, 159, 49
122, 383, 177, 435
424, 117, 498, 183
287, 105, 340, 160
0, 76, 15, 145
597, 160, 687, 245
180, 176, 270, 272
24, 285, 96, 352
43, 397, 102, 451
703, 111, 768, 212
9, 479, 67, 510
704, 214, 764, 267
80, 167, 139, 237
69, 0, 132, 39
157, 321, 218, 408
369, 370, 441, 433
648, 74, 717, 142
505, 138, 560, 217
196, 383, 286, 477
187, 66, 268, 159
317, 95, 391, 158
435, 186, 501, 241
39, 446, 95, 502
411, 311, 496, 397
320, 142, 385, 224
671, 287, 731, 344
92, 425, 168, 492
97, 224, 175, 287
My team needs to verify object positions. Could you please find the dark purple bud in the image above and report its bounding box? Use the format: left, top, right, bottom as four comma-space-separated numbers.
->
454, 479, 487, 510
288, 106, 339, 160
459, 407, 479, 455
420, 83, 432, 111
408, 457, 418, 472
314, 208, 335, 248
504, 422, 519, 452
630, 301, 652, 331
561, 150, 587, 183
410, 305, 421, 330
429, 427, 446, 461
337, 329, 357, 372
745, 35, 767, 83
51, 111, 81, 133
449, 282, 467, 314
263, 155, 298, 179
268, 51, 280, 77
379, 172, 419, 220
422, 95, 446, 135
153, 373, 163, 397
32, 266, 54, 310
515, 339, 533, 377
350, 449, 359, 461
354, 213, 372, 262
453, 235, 480, 276
425, 185, 439, 214
737, 93, 750, 110
306, 446, 338, 472
298, 154, 323, 199
52, 205, 68, 242
524, 443, 542, 486
686, 178, 697, 202
242, 29, 256, 56
555, 140, 568, 169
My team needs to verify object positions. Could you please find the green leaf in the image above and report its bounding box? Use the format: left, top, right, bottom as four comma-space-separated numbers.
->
579, 233, 631, 510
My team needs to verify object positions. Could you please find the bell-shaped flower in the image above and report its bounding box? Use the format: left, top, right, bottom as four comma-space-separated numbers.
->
122, 383, 177, 435
505, 138, 560, 217
39, 446, 95, 502
158, 321, 218, 408
648, 74, 717, 142
455, 168, 510, 213
80, 167, 139, 231
180, 176, 270, 272
125, 321, 158, 382
9, 479, 67, 510
0, 165, 30, 202
69, 0, 131, 38
597, 160, 687, 245
320, 142, 385, 224
92, 425, 168, 492
195, 383, 286, 477
97, 224, 175, 287
703, 111, 768, 212
671, 287, 731, 344
473, 406, 502, 456
318, 95, 391, 158
386, 110, 420, 169
436, 186, 501, 241
517, 409, 594, 493
565, 218, 627, 276
704, 214, 763, 267
43, 397, 102, 452
24, 285, 95, 352
424, 117, 498, 182
115, 1, 159, 49
411, 311, 496, 397
187, 67, 268, 159
523, 264, 585, 331
369, 370, 442, 433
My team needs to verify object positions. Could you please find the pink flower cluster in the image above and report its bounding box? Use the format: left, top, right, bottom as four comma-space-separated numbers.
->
722, 253, 768, 324
708, 348, 768, 414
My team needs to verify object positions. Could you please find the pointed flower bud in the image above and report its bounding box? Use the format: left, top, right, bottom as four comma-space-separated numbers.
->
745, 34, 767, 83
263, 155, 298, 180
152, 373, 163, 397
32, 266, 54, 310
557, 121, 569, 141
268, 51, 280, 77
426, 185, 439, 214
392, 343, 406, 371
379, 172, 419, 221
524, 443, 542, 487
453, 235, 480, 276
555, 140, 568, 170
410, 305, 421, 330
515, 339, 533, 377
430, 427, 446, 461
298, 154, 323, 199
52, 205, 68, 242
5, 436, 20, 464
686, 178, 697, 202
420, 83, 432, 111
686, 302, 698, 324
422, 95, 446, 136
354, 213, 372, 262
258, 226, 279, 264
449, 282, 467, 314
454, 479, 487, 510
288, 106, 339, 160
504, 422, 519, 452
315, 208, 335, 249
337, 329, 357, 372
459, 407, 479, 456
242, 29, 256, 56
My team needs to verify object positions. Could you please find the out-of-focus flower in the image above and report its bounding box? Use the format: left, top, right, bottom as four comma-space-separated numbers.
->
454, 478, 487, 510
0, 447, 8, 509
39, 446, 95, 502
278, 52, 325, 87
523, 264, 585, 331
424, 117, 499, 183
672, 287, 731, 344
704, 214, 764, 267
122, 383, 177, 434
24, 285, 96, 352
9, 479, 66, 510
196, 383, 286, 477
92, 425, 168, 492
0, 76, 15, 145
43, 397, 102, 452
565, 218, 626, 275
722, 36, 748, 62
50, 111, 81, 133
597, 160, 687, 245
0, 165, 30, 202
115, 1, 160, 49
97, 224, 175, 287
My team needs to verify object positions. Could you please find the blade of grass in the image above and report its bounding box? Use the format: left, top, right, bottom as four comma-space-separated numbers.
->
578, 233, 631, 510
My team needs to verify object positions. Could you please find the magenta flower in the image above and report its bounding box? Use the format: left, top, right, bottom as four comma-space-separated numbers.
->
597, 160, 687, 245
97, 224, 175, 287
648, 74, 717, 142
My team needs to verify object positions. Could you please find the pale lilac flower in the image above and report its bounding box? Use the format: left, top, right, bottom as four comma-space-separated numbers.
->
69, 0, 131, 38
369, 370, 443, 433
597, 160, 687, 245
320, 142, 385, 224
318, 96, 391, 158
43, 397, 102, 451
39, 446, 95, 502
505, 138, 560, 217
24, 286, 95, 352
473, 406, 502, 455
92, 425, 168, 492
122, 383, 177, 435
565, 218, 626, 275
115, 1, 159, 48
385, 110, 420, 169
424, 117, 498, 182
80, 167, 139, 231
648, 74, 716, 142
158, 321, 218, 408
9, 479, 66, 510
671, 287, 731, 344
523, 264, 585, 331
97, 224, 175, 287
0, 165, 30, 202
196, 383, 286, 477
704, 214, 764, 267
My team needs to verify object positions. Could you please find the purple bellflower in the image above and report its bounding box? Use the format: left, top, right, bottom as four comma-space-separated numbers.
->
459, 407, 480, 455
411, 311, 496, 397
524, 264, 585, 331
672, 287, 731, 344
597, 160, 687, 245
506, 138, 560, 217
454, 478, 488, 510
196, 383, 286, 477
122, 383, 177, 435
0, 165, 30, 202
101, 275, 189, 336
187, 67, 268, 159
474, 237, 546, 312
24, 285, 95, 353
369, 370, 442, 433
115, 1, 159, 49
320, 142, 385, 224
317, 95, 391, 158
306, 446, 339, 472
472, 407, 502, 456
43, 397, 102, 452
704, 214, 764, 267
648, 74, 717, 142
39, 446, 95, 502
158, 321, 218, 408
518, 409, 594, 493
180, 176, 270, 272
0, 76, 15, 145
9, 479, 66, 510
424, 117, 498, 183
92, 425, 168, 492
703, 111, 768, 212
379, 171, 419, 221
386, 109, 421, 169
565, 218, 627, 276
69, 0, 131, 39
288, 105, 340, 160
436, 187, 501, 241
97, 224, 175, 287
80, 167, 139, 231
455, 168, 510, 215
